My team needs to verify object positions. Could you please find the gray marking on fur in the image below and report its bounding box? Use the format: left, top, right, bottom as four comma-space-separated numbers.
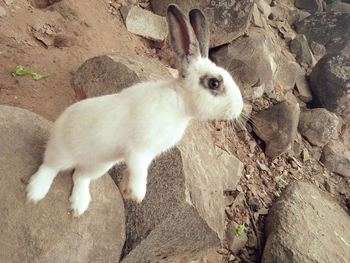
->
200, 74, 225, 96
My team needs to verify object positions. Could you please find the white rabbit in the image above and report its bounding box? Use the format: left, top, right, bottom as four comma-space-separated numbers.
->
26, 4, 244, 216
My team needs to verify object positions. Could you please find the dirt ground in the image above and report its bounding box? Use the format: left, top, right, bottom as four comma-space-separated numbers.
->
1, 1, 349, 263
0, 0, 154, 120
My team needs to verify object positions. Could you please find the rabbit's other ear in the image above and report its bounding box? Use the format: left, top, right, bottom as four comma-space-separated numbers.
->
189, 9, 209, 58
167, 4, 200, 70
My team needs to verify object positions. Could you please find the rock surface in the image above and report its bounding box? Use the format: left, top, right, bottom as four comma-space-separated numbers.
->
295, 12, 350, 53
114, 123, 243, 263
309, 41, 326, 59
295, 0, 325, 13
321, 140, 350, 178
0, 105, 125, 263
290, 34, 316, 67
262, 181, 350, 263
275, 60, 308, 94
211, 27, 279, 98
74, 53, 172, 98
253, 101, 300, 158
121, 6, 168, 42
150, 0, 255, 48
75, 53, 244, 262
298, 108, 339, 147
310, 53, 350, 121
117, 122, 243, 263
0, 6, 6, 17
326, 2, 350, 13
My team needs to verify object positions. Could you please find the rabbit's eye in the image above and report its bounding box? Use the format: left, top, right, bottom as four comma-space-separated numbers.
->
208, 78, 220, 90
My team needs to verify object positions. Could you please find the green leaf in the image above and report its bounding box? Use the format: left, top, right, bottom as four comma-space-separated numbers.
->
11, 65, 50, 80
235, 224, 246, 237
32, 73, 50, 80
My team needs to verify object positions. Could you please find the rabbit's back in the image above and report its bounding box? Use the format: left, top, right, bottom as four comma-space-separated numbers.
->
47, 80, 191, 165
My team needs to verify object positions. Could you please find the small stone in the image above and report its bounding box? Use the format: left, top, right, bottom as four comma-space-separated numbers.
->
256, 0, 271, 18
290, 34, 316, 67
247, 197, 261, 212
253, 101, 300, 158
258, 207, 269, 215
287, 9, 311, 25
321, 140, 350, 178
4, 0, 13, 5
229, 254, 236, 261
298, 108, 339, 147
302, 148, 310, 162
245, 164, 255, 175
309, 41, 326, 58
295, 74, 312, 103
257, 161, 269, 172
252, 3, 265, 28
0, 6, 6, 17
121, 6, 168, 42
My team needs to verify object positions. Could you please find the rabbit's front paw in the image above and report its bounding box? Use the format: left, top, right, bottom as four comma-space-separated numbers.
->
119, 170, 146, 203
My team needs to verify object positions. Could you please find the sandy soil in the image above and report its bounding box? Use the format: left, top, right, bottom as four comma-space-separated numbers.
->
0, 0, 153, 120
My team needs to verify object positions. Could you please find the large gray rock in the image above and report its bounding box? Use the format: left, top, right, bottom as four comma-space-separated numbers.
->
253, 101, 300, 158
150, 0, 255, 48
295, 12, 350, 53
295, 0, 325, 13
211, 27, 279, 99
121, 6, 168, 42
0, 105, 125, 263
326, 2, 350, 13
321, 140, 350, 178
298, 108, 339, 147
75, 54, 244, 262
262, 181, 350, 263
310, 53, 350, 121
74, 53, 172, 98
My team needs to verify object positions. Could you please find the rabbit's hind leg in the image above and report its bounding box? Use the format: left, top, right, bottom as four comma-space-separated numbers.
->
69, 162, 114, 217
26, 148, 73, 203
120, 152, 154, 203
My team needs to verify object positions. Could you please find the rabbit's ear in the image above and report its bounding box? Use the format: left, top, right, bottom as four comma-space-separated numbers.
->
167, 4, 200, 69
189, 9, 209, 58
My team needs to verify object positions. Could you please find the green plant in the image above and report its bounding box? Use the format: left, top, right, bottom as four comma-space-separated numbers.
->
235, 224, 247, 237
12, 65, 50, 80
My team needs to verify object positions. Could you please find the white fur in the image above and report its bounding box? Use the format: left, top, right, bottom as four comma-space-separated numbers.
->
26, 6, 244, 216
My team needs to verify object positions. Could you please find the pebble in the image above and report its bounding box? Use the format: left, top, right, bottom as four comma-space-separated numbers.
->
246, 164, 255, 175
257, 161, 269, 171
0, 6, 6, 17
247, 197, 261, 211
302, 148, 310, 162
4, 0, 13, 6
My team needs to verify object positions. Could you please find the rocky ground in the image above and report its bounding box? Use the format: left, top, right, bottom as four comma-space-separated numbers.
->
1, 0, 350, 262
